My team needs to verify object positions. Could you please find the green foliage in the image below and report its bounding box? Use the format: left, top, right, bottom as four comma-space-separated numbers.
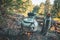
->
51, 7, 56, 17
0, 0, 24, 15
51, 0, 60, 17
53, 0, 60, 16
5, 0, 12, 6
17, 0, 23, 4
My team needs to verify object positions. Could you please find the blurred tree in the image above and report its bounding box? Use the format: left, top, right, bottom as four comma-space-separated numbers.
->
0, 0, 23, 14
45, 0, 50, 14
0, 0, 23, 27
53, 0, 60, 17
